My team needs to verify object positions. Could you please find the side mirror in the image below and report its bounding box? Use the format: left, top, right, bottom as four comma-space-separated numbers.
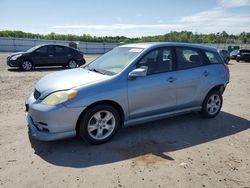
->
128, 67, 147, 80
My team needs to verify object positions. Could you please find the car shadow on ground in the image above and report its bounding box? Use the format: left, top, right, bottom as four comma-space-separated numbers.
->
29, 111, 249, 168
8, 67, 67, 72
237, 61, 250, 63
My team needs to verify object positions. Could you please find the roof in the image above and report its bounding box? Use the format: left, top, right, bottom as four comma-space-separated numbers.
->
30, 43, 78, 51
120, 42, 218, 52
35, 43, 70, 48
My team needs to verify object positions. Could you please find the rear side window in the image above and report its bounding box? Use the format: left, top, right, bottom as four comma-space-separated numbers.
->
47, 46, 54, 54
55, 46, 64, 55
205, 51, 222, 64
176, 48, 203, 69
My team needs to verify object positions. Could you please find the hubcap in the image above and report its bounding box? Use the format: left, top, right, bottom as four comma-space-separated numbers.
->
207, 94, 221, 115
88, 110, 115, 140
22, 61, 32, 70
68, 60, 77, 68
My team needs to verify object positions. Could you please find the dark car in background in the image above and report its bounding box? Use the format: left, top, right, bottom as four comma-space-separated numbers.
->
218, 49, 230, 64
7, 44, 85, 71
230, 49, 239, 60
236, 49, 250, 62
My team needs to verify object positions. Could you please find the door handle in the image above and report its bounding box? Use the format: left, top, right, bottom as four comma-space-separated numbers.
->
203, 71, 210, 77
167, 77, 177, 83
49, 54, 54, 57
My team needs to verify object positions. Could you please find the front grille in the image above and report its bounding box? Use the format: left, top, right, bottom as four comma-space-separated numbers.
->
34, 89, 41, 100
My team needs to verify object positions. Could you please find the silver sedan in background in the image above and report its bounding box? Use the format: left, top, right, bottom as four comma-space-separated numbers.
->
25, 42, 229, 144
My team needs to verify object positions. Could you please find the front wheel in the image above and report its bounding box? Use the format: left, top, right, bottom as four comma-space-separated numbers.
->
79, 104, 120, 144
21, 60, 33, 71
201, 90, 223, 118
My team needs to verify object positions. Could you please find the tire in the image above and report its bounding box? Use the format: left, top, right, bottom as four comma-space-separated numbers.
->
67, 59, 78, 69
236, 58, 240, 62
79, 104, 120, 144
21, 60, 33, 71
201, 90, 223, 118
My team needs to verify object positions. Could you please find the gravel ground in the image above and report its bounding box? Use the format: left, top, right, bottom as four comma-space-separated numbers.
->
0, 52, 249, 188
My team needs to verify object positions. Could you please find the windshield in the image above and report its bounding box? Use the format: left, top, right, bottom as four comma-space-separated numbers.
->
230, 50, 239, 55
86, 47, 143, 75
26, 45, 42, 52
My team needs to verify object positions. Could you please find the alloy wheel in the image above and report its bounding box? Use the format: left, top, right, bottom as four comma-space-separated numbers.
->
87, 110, 116, 140
68, 60, 77, 68
22, 61, 32, 71
206, 94, 221, 115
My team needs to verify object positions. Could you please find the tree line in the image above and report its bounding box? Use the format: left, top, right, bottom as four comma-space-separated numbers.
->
0, 30, 249, 44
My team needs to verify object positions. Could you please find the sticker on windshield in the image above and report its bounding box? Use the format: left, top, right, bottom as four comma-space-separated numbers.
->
129, 48, 143, 53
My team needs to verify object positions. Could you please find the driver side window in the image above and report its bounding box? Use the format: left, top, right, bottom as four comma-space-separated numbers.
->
137, 48, 173, 75
36, 46, 48, 54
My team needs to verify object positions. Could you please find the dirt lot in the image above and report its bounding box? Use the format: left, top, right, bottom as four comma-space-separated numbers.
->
0, 52, 249, 188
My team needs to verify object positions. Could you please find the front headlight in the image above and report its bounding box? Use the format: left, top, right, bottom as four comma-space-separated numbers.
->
41, 90, 77, 105
10, 54, 22, 60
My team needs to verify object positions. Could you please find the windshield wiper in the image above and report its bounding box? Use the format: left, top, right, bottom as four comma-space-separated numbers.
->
83, 65, 106, 75
89, 68, 106, 75
83, 65, 90, 69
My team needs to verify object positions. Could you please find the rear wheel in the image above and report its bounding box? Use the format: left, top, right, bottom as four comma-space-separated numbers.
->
201, 90, 222, 118
79, 104, 120, 144
68, 60, 77, 69
21, 60, 33, 71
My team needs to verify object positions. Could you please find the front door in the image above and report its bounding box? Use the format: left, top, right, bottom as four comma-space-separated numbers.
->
53, 46, 68, 65
32, 45, 56, 66
127, 47, 177, 119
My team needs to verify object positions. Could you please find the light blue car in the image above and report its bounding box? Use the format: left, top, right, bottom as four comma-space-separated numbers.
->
25, 42, 230, 144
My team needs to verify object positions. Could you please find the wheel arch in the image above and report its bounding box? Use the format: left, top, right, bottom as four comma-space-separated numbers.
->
21, 58, 34, 65
208, 84, 225, 95
202, 84, 225, 106
75, 100, 125, 135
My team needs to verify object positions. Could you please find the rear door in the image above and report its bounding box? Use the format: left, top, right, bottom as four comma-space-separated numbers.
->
46, 46, 57, 65
174, 47, 208, 109
54, 46, 68, 65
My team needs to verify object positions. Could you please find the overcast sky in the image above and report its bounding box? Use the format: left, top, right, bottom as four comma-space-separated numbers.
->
0, 0, 250, 37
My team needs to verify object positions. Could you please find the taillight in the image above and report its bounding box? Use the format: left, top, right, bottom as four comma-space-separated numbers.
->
224, 62, 230, 75
80, 52, 84, 59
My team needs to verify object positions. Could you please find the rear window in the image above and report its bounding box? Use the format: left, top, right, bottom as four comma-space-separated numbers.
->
205, 51, 223, 64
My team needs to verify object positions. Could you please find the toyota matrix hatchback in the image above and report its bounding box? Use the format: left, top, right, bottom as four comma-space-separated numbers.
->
25, 43, 229, 144
7, 44, 85, 71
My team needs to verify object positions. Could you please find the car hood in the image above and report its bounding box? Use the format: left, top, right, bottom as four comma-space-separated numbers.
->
8, 51, 28, 58
35, 68, 109, 96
